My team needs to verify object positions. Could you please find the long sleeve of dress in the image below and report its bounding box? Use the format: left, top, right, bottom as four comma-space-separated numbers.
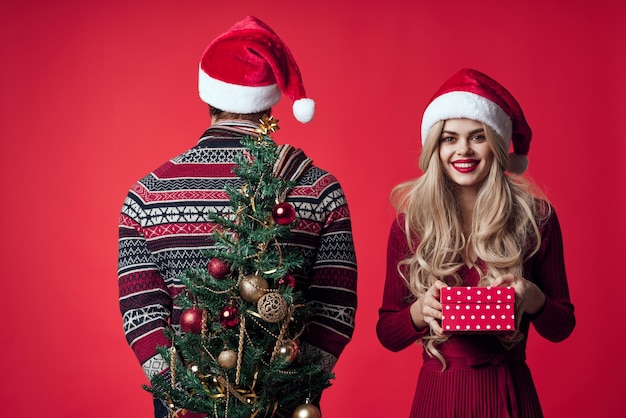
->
376, 218, 427, 352
527, 208, 575, 342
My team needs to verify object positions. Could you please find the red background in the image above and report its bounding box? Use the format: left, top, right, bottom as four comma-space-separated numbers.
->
1, 1, 624, 417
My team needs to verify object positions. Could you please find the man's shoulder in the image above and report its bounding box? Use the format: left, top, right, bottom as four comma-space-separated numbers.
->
294, 164, 334, 184
136, 143, 225, 182
123, 146, 206, 196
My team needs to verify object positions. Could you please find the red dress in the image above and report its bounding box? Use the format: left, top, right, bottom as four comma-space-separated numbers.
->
376, 208, 575, 418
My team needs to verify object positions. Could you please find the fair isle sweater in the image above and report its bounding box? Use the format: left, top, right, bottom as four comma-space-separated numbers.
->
118, 120, 358, 380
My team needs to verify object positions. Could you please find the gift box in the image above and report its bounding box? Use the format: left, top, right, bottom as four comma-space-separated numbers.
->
441, 286, 515, 332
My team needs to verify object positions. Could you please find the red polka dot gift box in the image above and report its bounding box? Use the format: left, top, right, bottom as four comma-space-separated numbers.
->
441, 286, 515, 333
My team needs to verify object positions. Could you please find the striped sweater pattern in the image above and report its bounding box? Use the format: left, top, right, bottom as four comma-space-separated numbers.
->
118, 121, 358, 380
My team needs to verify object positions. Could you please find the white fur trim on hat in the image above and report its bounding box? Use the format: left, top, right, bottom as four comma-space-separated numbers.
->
421, 91, 513, 147
199, 67, 281, 113
292, 98, 315, 123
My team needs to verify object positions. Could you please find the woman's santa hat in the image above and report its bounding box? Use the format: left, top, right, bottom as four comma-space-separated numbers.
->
198, 16, 315, 123
421, 68, 532, 174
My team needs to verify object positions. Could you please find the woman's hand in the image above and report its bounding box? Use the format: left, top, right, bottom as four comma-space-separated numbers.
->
492, 273, 546, 332
410, 279, 447, 335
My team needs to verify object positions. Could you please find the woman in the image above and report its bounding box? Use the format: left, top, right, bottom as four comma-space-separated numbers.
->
376, 68, 575, 418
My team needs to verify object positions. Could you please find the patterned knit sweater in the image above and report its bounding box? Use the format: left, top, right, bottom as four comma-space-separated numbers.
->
118, 120, 358, 381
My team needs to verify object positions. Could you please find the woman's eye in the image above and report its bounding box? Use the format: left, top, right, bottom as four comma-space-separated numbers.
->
472, 135, 486, 141
440, 136, 455, 142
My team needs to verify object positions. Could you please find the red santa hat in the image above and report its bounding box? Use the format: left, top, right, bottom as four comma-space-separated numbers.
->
421, 68, 532, 174
198, 16, 315, 123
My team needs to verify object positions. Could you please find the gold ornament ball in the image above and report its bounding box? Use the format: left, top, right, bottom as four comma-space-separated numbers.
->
239, 274, 269, 303
257, 292, 288, 323
218, 349, 237, 369
278, 340, 300, 362
292, 403, 321, 418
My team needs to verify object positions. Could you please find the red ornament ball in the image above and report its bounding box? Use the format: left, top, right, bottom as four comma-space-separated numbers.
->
272, 202, 296, 225
218, 305, 240, 328
180, 307, 203, 334
277, 273, 296, 288
208, 257, 231, 279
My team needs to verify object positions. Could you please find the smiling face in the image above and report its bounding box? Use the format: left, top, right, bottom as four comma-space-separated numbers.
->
438, 118, 494, 191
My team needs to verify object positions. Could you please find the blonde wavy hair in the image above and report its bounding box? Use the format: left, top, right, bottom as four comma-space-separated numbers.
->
391, 120, 549, 367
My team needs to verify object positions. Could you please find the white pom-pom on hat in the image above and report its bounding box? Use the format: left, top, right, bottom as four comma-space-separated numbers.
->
507, 153, 529, 175
293, 98, 315, 123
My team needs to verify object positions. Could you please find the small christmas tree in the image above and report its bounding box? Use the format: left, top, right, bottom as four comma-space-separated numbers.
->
145, 116, 332, 417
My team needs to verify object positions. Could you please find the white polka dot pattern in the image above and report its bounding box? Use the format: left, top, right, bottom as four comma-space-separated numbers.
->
440, 286, 515, 333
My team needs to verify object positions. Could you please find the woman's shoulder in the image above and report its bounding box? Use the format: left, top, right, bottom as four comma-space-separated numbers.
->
389, 212, 421, 246
533, 197, 552, 217
531, 197, 564, 237
532, 197, 560, 222
391, 212, 406, 230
